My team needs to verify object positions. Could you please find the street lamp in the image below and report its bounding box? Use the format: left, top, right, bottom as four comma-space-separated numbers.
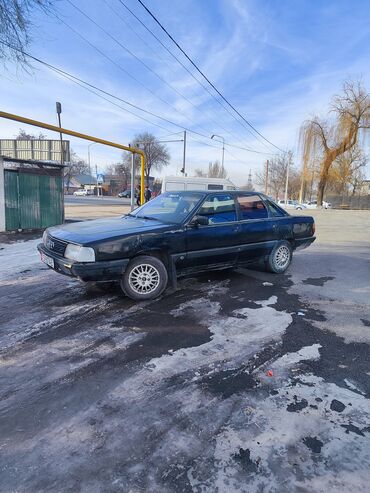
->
211, 134, 225, 168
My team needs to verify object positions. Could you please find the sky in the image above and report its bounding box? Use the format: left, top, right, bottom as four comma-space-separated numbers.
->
1, 0, 370, 183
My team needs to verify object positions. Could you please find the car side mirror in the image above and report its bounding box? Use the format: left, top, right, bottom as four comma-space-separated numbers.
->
190, 215, 209, 226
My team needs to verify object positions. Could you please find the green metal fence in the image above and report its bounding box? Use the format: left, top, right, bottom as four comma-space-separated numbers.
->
4, 169, 63, 231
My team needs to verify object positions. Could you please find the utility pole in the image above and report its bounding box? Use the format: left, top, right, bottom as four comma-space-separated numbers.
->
211, 134, 225, 168
181, 130, 187, 175
95, 164, 99, 197
264, 160, 269, 195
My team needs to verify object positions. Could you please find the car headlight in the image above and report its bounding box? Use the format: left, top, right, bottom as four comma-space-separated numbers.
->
64, 244, 95, 262
42, 230, 48, 245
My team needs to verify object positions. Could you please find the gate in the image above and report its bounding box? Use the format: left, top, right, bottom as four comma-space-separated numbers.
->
4, 168, 63, 231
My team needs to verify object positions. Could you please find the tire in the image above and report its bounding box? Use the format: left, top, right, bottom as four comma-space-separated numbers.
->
121, 255, 168, 300
296, 207, 302, 210
266, 241, 293, 274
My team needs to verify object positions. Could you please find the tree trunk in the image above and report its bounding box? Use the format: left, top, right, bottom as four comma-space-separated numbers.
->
317, 155, 334, 205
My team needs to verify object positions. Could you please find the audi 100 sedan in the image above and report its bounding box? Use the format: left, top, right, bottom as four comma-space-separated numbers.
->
38, 191, 315, 300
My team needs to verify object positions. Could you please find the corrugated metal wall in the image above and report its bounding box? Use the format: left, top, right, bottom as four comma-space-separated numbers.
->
4, 170, 63, 230
4, 171, 19, 231
0, 139, 70, 161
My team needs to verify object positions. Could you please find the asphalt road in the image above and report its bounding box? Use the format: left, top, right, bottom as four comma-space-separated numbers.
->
0, 210, 369, 493
65, 195, 131, 206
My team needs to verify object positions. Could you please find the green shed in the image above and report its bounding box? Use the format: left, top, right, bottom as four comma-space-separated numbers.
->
1, 157, 64, 232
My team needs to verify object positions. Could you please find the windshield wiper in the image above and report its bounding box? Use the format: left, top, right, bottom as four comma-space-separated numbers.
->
135, 215, 161, 221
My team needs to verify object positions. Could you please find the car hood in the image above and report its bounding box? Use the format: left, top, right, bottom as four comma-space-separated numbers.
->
47, 216, 175, 245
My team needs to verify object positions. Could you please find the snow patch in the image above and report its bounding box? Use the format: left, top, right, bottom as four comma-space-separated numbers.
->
255, 295, 277, 307
0, 238, 43, 280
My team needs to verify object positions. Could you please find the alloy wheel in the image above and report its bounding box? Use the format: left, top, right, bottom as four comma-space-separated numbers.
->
128, 263, 160, 294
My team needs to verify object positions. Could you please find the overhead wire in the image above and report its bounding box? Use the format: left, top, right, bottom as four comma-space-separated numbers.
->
0, 41, 275, 157
135, 0, 285, 153
66, 0, 240, 140
114, 0, 262, 152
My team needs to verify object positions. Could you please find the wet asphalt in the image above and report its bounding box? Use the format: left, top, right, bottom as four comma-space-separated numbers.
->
0, 211, 369, 493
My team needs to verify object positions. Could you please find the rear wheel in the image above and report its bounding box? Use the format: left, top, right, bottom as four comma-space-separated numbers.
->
121, 255, 168, 300
267, 241, 292, 273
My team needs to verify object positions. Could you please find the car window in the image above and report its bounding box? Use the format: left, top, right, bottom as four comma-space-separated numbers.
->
131, 192, 202, 224
266, 200, 286, 217
197, 194, 237, 223
207, 184, 223, 190
237, 195, 268, 220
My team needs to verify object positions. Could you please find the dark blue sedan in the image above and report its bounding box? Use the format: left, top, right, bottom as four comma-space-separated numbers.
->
38, 191, 315, 300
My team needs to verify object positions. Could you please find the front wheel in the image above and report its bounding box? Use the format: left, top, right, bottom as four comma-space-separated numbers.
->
266, 241, 292, 273
121, 256, 168, 300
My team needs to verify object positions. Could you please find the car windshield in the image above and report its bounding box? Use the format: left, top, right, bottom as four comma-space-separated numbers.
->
129, 192, 204, 224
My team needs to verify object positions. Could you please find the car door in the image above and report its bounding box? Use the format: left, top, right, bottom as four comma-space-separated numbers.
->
235, 194, 278, 263
183, 193, 240, 272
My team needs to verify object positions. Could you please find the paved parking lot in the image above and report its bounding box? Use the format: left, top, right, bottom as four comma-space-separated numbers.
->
0, 210, 369, 492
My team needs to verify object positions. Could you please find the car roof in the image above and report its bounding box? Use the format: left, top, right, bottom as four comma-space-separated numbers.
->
164, 190, 266, 197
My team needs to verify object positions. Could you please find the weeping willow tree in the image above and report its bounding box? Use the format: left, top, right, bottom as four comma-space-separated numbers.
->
299, 80, 370, 205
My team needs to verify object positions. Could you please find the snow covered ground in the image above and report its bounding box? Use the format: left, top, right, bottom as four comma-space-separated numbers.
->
0, 237, 44, 280
0, 234, 369, 493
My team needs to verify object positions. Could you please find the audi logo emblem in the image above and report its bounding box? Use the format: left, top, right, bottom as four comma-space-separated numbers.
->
47, 239, 54, 249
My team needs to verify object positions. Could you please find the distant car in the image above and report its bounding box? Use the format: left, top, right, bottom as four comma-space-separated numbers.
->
277, 200, 306, 210
38, 191, 316, 301
118, 190, 131, 198
303, 200, 317, 209
304, 200, 332, 209
73, 189, 91, 196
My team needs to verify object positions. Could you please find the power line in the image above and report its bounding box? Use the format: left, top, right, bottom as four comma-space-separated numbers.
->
0, 41, 275, 156
135, 0, 285, 153
117, 0, 265, 152
66, 0, 236, 140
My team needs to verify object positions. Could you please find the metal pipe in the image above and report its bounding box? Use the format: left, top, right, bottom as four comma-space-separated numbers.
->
140, 154, 145, 205
130, 151, 135, 211
0, 110, 146, 201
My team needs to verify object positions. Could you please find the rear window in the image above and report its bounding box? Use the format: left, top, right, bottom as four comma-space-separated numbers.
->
237, 195, 268, 220
266, 200, 286, 217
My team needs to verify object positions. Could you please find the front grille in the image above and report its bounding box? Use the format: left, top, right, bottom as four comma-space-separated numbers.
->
46, 235, 67, 256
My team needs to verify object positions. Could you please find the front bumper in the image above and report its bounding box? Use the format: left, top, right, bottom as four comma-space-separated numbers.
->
37, 244, 129, 282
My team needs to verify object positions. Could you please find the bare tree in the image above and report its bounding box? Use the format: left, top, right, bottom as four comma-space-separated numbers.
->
125, 132, 170, 186
194, 168, 207, 177
64, 150, 89, 192
0, 0, 54, 68
329, 145, 367, 197
255, 151, 296, 199
106, 161, 131, 191
299, 80, 370, 204
15, 128, 46, 140
208, 160, 227, 178
194, 161, 227, 178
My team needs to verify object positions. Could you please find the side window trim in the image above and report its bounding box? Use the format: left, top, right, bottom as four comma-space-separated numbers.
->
189, 193, 238, 225
236, 193, 269, 222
